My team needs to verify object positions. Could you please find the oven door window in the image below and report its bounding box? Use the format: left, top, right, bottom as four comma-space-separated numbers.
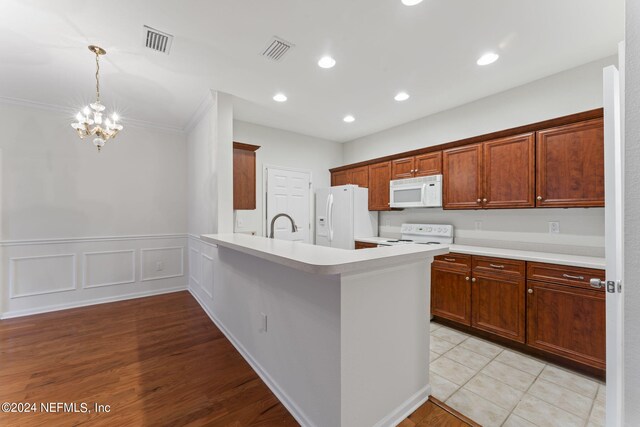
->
394, 187, 423, 203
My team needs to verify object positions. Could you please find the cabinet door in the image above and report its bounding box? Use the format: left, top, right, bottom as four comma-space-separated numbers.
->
350, 166, 369, 188
368, 162, 392, 211
431, 265, 471, 326
233, 143, 259, 210
536, 118, 604, 207
527, 281, 605, 369
443, 144, 483, 209
331, 170, 350, 187
483, 133, 535, 208
414, 152, 442, 176
391, 157, 415, 179
472, 272, 525, 343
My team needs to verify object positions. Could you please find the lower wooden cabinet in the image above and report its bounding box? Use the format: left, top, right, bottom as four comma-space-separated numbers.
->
431, 256, 605, 372
431, 257, 471, 326
471, 257, 526, 343
526, 280, 606, 370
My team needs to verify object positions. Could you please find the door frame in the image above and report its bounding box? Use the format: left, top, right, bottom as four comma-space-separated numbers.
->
262, 165, 313, 241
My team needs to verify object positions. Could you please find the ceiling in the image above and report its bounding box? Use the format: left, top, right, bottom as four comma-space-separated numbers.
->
0, 0, 624, 142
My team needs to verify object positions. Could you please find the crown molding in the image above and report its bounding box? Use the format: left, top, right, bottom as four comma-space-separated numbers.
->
184, 91, 217, 133
0, 95, 186, 134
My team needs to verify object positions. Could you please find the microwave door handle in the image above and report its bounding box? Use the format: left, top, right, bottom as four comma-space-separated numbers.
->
421, 183, 428, 204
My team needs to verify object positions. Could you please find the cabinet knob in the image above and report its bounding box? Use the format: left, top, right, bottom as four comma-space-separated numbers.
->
465, 276, 470, 281
482, 198, 487, 203
528, 289, 533, 294
471, 278, 476, 282
476, 198, 482, 203
537, 196, 543, 201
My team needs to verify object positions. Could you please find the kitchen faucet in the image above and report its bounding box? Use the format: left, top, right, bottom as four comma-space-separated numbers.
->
269, 213, 298, 238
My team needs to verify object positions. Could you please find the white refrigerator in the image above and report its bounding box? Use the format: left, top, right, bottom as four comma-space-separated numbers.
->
315, 185, 378, 249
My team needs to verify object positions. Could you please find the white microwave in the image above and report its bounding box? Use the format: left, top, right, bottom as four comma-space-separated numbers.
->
389, 175, 442, 208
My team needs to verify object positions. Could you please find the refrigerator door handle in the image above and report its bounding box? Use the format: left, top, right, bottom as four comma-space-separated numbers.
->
328, 193, 335, 242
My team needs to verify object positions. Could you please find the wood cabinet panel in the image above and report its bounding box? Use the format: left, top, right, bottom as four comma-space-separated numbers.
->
527, 262, 605, 291
472, 269, 525, 343
355, 241, 378, 250
350, 166, 369, 188
536, 118, 604, 207
391, 157, 415, 179
331, 170, 350, 187
527, 281, 606, 369
431, 265, 471, 326
233, 142, 260, 210
483, 133, 535, 208
433, 253, 472, 271
414, 152, 442, 176
368, 162, 392, 211
443, 144, 483, 209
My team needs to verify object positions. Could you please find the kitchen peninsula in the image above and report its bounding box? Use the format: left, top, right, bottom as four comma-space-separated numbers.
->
199, 233, 447, 427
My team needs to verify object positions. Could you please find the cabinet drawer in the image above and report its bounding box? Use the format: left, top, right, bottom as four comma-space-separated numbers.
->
527, 262, 605, 291
434, 253, 471, 270
473, 256, 525, 276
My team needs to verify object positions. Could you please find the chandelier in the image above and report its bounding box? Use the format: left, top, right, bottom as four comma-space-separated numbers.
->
71, 45, 123, 152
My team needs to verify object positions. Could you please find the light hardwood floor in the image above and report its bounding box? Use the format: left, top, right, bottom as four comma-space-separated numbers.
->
0, 292, 474, 426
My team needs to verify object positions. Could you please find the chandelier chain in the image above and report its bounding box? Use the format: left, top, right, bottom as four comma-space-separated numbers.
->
95, 52, 100, 103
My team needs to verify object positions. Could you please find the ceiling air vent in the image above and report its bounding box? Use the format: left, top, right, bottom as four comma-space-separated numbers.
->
143, 25, 173, 54
261, 36, 294, 62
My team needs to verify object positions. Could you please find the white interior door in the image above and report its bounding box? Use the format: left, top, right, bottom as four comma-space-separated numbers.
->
603, 61, 624, 427
265, 167, 311, 242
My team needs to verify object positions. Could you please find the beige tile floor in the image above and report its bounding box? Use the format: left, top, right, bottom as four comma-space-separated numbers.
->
429, 321, 606, 427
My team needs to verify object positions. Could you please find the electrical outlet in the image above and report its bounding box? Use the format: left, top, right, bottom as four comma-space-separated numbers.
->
259, 313, 268, 333
549, 222, 560, 234
475, 220, 482, 231
156, 261, 164, 271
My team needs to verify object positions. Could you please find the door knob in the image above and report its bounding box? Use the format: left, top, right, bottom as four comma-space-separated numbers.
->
528, 289, 533, 294
590, 278, 606, 289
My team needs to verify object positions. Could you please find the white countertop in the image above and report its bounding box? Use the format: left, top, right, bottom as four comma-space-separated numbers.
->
201, 233, 448, 275
354, 237, 605, 270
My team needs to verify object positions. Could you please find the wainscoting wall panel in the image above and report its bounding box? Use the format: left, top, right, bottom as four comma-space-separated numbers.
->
10, 254, 77, 298
1, 235, 188, 319
83, 250, 136, 289
188, 235, 217, 305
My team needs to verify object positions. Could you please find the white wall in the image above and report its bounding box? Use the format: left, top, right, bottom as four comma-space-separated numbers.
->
0, 102, 188, 317
342, 57, 616, 255
624, 0, 640, 423
233, 120, 343, 237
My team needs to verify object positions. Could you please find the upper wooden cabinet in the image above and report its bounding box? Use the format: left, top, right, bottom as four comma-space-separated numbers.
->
391, 152, 442, 180
443, 144, 483, 209
233, 142, 260, 210
483, 133, 535, 208
443, 134, 535, 210
536, 118, 604, 207
368, 162, 392, 211
331, 166, 368, 188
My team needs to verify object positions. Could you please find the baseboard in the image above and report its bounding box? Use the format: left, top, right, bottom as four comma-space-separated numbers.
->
188, 287, 315, 427
374, 384, 431, 427
1, 286, 187, 319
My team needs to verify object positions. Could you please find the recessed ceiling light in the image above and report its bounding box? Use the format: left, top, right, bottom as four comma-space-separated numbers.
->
273, 93, 287, 102
318, 56, 336, 69
394, 92, 410, 102
477, 52, 499, 66
401, 0, 423, 5
343, 115, 355, 123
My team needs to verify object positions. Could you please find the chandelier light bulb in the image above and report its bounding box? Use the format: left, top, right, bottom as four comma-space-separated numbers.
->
83, 106, 91, 116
